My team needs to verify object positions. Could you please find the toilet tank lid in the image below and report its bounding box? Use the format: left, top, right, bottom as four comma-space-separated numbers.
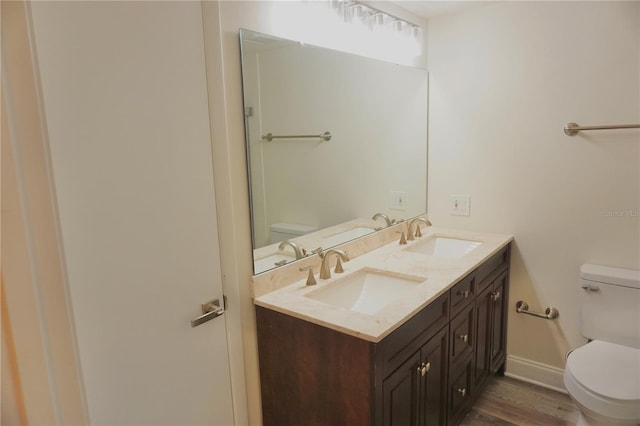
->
580, 264, 640, 289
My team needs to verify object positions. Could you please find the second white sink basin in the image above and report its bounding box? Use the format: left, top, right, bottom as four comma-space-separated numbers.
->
305, 268, 425, 315
405, 236, 481, 259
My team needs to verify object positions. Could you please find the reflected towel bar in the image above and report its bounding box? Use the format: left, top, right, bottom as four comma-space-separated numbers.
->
515, 300, 559, 320
564, 122, 640, 136
262, 131, 332, 142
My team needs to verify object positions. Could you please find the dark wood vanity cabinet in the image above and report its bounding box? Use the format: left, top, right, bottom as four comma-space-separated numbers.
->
256, 243, 511, 426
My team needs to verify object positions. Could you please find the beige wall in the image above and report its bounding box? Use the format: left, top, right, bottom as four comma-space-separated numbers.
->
427, 1, 639, 388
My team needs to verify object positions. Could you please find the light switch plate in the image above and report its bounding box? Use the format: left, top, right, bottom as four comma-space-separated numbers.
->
451, 195, 470, 216
390, 191, 406, 210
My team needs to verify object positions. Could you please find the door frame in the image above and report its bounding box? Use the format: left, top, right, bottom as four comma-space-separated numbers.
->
1, 1, 87, 423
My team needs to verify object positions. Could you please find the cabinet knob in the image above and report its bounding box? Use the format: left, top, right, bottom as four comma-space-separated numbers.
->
417, 362, 431, 377
491, 291, 501, 301
457, 388, 467, 397
458, 334, 469, 343
457, 290, 470, 298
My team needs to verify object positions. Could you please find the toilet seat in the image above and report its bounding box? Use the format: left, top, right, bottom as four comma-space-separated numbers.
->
564, 340, 640, 422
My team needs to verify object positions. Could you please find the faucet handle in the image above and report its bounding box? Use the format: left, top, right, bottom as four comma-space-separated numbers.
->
301, 246, 323, 257
299, 265, 317, 286
334, 257, 345, 273
397, 231, 407, 245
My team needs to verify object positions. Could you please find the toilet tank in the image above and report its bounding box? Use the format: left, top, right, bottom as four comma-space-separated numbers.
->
579, 264, 640, 348
269, 223, 318, 244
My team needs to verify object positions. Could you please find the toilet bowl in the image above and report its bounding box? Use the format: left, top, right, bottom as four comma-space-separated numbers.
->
563, 264, 640, 426
564, 340, 640, 425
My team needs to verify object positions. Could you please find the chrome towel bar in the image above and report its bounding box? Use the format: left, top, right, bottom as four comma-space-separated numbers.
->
515, 300, 559, 320
261, 131, 332, 142
564, 122, 640, 136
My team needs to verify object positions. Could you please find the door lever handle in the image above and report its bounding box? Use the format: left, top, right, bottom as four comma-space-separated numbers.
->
191, 298, 224, 327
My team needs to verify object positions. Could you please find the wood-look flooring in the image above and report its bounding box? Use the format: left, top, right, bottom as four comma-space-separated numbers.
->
460, 376, 580, 425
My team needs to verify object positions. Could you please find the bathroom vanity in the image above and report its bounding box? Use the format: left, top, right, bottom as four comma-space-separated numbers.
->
253, 225, 512, 425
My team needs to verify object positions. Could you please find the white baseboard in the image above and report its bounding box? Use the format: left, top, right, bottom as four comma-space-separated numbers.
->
505, 355, 567, 394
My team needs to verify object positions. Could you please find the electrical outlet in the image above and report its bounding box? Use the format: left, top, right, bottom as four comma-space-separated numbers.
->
451, 195, 470, 216
390, 191, 407, 210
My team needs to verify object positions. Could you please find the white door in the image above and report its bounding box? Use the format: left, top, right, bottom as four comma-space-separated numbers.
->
28, 2, 235, 425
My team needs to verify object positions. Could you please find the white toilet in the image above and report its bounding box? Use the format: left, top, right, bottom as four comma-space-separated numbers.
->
564, 264, 640, 425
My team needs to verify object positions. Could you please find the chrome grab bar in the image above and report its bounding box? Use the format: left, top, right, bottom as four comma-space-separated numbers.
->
261, 131, 332, 142
564, 122, 640, 136
515, 300, 559, 320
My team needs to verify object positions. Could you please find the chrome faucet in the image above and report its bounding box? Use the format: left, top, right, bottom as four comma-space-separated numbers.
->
407, 217, 432, 241
318, 249, 350, 279
278, 240, 304, 260
372, 212, 395, 228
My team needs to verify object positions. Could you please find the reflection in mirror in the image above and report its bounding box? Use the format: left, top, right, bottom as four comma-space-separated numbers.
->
239, 29, 428, 274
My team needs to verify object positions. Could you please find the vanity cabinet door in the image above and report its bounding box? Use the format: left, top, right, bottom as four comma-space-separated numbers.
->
473, 284, 493, 388
419, 327, 448, 426
489, 270, 509, 374
473, 268, 510, 386
383, 351, 422, 426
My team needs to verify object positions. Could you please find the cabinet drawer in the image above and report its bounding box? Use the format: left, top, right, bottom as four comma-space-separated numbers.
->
380, 292, 449, 378
449, 303, 474, 368
450, 273, 475, 317
448, 355, 473, 425
476, 245, 510, 292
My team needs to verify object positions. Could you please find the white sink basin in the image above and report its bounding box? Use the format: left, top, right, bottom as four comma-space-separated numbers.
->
305, 268, 425, 315
320, 226, 376, 247
404, 236, 481, 259
254, 252, 297, 274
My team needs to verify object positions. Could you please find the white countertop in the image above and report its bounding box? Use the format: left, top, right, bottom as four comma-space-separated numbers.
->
254, 226, 513, 343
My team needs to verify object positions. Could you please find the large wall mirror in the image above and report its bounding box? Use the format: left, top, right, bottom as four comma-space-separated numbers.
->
240, 29, 428, 274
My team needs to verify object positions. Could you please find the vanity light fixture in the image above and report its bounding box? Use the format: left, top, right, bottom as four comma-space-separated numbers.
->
269, 0, 423, 65
329, 0, 423, 58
